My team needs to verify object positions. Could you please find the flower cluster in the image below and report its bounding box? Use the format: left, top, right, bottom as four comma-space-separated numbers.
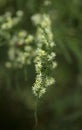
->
32, 13, 57, 98
5, 30, 34, 68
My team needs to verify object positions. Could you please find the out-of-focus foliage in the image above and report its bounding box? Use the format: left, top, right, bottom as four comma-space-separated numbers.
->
0, 0, 82, 130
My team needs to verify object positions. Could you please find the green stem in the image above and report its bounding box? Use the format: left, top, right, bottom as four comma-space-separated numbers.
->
34, 97, 39, 128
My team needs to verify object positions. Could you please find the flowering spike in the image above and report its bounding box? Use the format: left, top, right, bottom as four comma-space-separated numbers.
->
32, 13, 57, 98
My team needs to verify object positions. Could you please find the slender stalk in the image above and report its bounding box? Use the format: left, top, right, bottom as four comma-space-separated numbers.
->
34, 97, 39, 128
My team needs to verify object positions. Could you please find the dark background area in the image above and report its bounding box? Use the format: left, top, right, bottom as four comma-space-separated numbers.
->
0, 0, 82, 129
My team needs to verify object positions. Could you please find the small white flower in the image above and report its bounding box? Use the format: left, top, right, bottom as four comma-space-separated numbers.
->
31, 14, 41, 25
16, 10, 23, 17
25, 35, 34, 43
5, 62, 12, 68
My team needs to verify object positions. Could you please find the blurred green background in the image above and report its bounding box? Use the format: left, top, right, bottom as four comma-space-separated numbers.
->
0, 0, 82, 129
